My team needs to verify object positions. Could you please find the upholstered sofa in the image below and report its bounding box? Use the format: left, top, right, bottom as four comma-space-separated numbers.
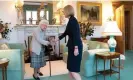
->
0, 43, 25, 80
61, 40, 110, 77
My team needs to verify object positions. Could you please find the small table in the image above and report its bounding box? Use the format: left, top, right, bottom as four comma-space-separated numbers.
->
96, 52, 120, 80
0, 59, 9, 80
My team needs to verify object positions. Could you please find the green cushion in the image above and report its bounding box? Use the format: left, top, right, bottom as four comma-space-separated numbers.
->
63, 52, 68, 63
83, 42, 88, 51
87, 41, 100, 49
60, 43, 68, 53
0, 43, 10, 50
99, 42, 109, 49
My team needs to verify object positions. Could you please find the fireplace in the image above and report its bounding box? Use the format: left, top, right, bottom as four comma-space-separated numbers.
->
15, 25, 66, 62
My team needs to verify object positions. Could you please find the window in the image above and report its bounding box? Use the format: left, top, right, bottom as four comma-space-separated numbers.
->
40, 9, 49, 21
26, 10, 37, 24
40, 10, 45, 18
26, 10, 49, 24
46, 10, 49, 20
23, 3, 53, 25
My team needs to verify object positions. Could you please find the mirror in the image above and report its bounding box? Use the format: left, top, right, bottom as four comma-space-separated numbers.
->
22, 1, 53, 25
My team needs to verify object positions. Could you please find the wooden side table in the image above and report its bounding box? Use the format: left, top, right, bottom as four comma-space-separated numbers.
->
0, 59, 9, 80
96, 52, 120, 80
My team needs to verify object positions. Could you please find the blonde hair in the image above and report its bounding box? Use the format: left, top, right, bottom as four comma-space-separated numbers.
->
39, 19, 49, 27
64, 5, 74, 17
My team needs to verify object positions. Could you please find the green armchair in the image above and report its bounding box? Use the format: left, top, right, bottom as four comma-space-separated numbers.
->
0, 43, 25, 80
61, 40, 110, 77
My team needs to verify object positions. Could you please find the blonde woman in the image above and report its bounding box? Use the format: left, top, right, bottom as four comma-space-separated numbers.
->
31, 19, 49, 80
57, 5, 83, 80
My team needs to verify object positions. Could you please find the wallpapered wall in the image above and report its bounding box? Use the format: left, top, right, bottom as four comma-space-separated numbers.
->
0, 1, 113, 43
0, 1, 18, 43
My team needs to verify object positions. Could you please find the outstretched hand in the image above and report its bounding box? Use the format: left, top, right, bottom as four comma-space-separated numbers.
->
54, 38, 59, 43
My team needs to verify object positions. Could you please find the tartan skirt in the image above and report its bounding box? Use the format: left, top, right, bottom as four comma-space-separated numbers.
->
30, 48, 46, 68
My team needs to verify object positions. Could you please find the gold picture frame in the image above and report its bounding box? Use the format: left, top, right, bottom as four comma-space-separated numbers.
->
77, 2, 102, 25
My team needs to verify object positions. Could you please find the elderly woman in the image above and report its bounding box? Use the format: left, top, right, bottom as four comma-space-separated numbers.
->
30, 19, 49, 80
57, 5, 83, 80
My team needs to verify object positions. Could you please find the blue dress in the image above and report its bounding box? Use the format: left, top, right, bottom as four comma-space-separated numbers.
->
59, 15, 83, 72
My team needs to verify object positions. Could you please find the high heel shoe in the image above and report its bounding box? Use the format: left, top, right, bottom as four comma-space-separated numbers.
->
37, 72, 43, 76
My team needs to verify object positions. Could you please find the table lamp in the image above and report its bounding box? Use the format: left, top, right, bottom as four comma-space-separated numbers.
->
102, 21, 122, 52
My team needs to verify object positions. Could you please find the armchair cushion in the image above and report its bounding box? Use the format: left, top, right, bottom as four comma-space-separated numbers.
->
63, 52, 68, 63
60, 43, 68, 53
83, 42, 88, 51
87, 41, 101, 49
99, 42, 109, 49
0, 43, 10, 50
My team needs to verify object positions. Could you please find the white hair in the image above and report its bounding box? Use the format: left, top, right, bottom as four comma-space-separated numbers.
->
39, 19, 49, 27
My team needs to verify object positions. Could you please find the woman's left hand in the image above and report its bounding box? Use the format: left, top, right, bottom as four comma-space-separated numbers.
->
74, 46, 79, 56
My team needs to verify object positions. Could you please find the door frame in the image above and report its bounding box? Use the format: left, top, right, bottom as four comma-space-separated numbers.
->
113, 1, 133, 50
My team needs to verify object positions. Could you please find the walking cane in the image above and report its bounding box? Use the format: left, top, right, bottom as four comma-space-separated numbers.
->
48, 51, 51, 77
47, 45, 53, 77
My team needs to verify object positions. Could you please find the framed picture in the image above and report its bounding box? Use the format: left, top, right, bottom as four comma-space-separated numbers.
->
77, 2, 102, 25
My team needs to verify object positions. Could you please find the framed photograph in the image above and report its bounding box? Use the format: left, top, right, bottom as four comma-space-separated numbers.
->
77, 2, 102, 25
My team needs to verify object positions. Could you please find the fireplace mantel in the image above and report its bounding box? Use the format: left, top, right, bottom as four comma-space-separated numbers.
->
15, 24, 66, 28
15, 24, 67, 55
15, 25, 66, 34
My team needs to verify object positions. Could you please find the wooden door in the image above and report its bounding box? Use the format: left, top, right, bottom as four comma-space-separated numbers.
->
115, 5, 125, 54
125, 11, 130, 50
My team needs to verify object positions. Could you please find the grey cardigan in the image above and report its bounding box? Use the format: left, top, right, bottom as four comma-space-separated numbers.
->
31, 27, 49, 55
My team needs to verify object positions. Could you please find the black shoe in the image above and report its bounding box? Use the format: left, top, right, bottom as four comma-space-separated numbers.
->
37, 72, 43, 76
33, 74, 40, 80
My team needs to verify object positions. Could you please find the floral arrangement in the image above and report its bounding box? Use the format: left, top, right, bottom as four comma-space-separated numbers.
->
0, 19, 13, 40
79, 21, 95, 39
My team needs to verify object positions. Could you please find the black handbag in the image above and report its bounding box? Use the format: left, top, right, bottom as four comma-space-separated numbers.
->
43, 45, 53, 56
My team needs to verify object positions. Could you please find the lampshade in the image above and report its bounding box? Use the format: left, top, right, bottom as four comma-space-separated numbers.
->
102, 21, 122, 36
